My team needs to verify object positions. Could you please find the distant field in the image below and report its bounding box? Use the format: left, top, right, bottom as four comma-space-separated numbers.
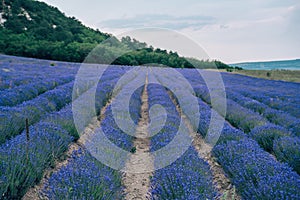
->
227, 59, 300, 82
228, 69, 300, 83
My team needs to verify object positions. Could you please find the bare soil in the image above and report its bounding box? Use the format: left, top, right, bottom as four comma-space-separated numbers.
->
122, 77, 154, 200
22, 100, 112, 200
168, 91, 241, 200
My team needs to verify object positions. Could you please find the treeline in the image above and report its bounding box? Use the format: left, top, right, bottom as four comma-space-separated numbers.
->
0, 0, 234, 69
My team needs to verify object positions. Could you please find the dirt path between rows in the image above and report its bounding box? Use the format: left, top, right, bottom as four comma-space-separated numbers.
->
168, 91, 241, 200
122, 76, 154, 200
22, 99, 113, 200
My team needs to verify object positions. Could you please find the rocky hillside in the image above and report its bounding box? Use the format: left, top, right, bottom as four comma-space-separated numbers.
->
0, 0, 232, 69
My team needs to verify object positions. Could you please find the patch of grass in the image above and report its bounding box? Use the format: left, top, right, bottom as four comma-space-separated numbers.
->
232, 69, 300, 83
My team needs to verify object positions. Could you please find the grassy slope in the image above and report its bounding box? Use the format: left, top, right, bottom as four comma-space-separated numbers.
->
227, 70, 300, 83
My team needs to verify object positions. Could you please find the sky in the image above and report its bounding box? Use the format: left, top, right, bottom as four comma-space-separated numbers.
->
40, 0, 300, 63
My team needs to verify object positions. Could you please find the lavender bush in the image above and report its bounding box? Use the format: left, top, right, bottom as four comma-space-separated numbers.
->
213, 139, 300, 199
250, 124, 290, 152
44, 149, 123, 200
273, 136, 300, 174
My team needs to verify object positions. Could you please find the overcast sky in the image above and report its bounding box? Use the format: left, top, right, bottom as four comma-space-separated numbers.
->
40, 0, 299, 63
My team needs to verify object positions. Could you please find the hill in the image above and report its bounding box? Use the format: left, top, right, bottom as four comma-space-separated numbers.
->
0, 0, 233, 69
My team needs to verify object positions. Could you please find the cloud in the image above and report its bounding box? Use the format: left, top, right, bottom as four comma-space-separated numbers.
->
40, 0, 300, 63
98, 14, 216, 30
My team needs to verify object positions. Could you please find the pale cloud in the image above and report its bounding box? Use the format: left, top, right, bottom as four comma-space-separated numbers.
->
98, 14, 216, 30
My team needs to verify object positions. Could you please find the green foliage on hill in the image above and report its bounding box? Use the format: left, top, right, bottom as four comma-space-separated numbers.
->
0, 0, 233, 69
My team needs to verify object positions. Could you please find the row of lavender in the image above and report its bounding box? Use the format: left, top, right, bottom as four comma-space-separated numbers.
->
225, 90, 300, 135
42, 68, 145, 199
1, 60, 299, 199
43, 69, 218, 199
148, 72, 217, 199
0, 55, 80, 91
0, 63, 129, 144
222, 73, 300, 118
193, 83, 300, 137
0, 56, 88, 143
158, 68, 300, 199
0, 81, 76, 144
0, 75, 74, 107
179, 69, 300, 174
0, 72, 104, 144
0, 66, 129, 199
180, 69, 300, 132
198, 97, 300, 199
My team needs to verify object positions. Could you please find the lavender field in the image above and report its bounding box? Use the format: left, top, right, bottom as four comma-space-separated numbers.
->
0, 55, 299, 200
